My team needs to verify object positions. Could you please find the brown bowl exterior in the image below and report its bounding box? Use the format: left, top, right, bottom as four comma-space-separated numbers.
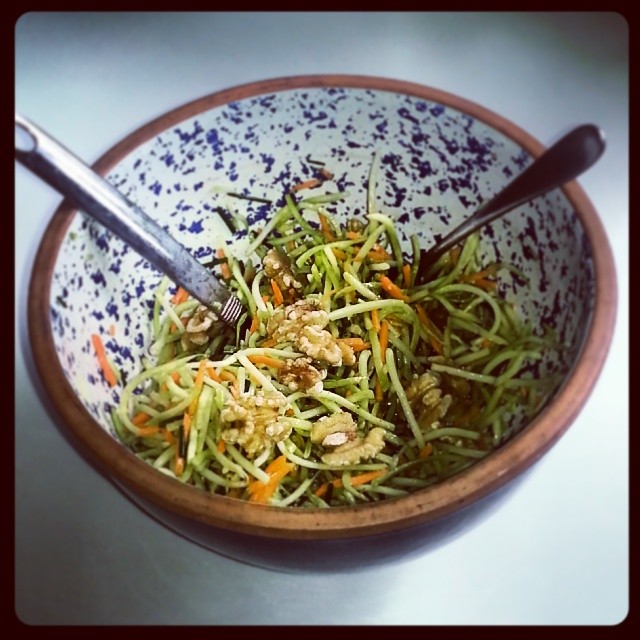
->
27, 75, 617, 569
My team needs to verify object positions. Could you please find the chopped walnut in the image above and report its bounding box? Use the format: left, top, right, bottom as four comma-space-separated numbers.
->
277, 357, 326, 392
266, 298, 324, 339
311, 412, 385, 466
321, 427, 386, 466
405, 370, 441, 400
297, 325, 344, 365
180, 305, 220, 350
310, 411, 357, 444
266, 298, 345, 366
406, 371, 452, 431
263, 248, 302, 300
219, 391, 291, 457
443, 374, 470, 398
346, 218, 365, 233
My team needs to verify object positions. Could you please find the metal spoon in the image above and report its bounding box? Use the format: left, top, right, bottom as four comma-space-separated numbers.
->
414, 123, 606, 284
15, 113, 245, 326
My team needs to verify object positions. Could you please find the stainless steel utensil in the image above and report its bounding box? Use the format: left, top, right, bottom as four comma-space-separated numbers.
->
414, 123, 606, 282
15, 113, 245, 326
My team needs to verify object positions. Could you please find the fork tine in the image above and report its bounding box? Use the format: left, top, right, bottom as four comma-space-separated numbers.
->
219, 295, 244, 327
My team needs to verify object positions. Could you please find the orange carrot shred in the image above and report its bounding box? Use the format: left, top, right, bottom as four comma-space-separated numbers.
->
247, 455, 296, 503
402, 264, 412, 288
415, 304, 428, 327
374, 376, 384, 402
271, 279, 284, 306
370, 308, 380, 332
319, 167, 333, 180
249, 315, 260, 334
207, 367, 221, 383
195, 359, 207, 386
291, 178, 321, 192
259, 337, 277, 348
429, 335, 444, 355
314, 469, 386, 498
216, 440, 226, 454
220, 370, 239, 398
419, 443, 434, 459
170, 316, 189, 334
332, 247, 347, 261
379, 276, 410, 302
367, 246, 393, 262
461, 266, 498, 290
174, 456, 185, 476
416, 305, 444, 355
318, 213, 335, 242
336, 337, 371, 351
91, 334, 117, 387
462, 266, 497, 281
137, 426, 160, 437
247, 355, 286, 369
182, 411, 192, 440
346, 230, 362, 241
171, 287, 190, 305
132, 412, 151, 426
217, 248, 231, 280
188, 360, 208, 416
472, 278, 498, 291
379, 321, 389, 363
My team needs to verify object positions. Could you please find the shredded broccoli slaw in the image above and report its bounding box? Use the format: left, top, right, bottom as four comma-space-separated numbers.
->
111, 165, 559, 508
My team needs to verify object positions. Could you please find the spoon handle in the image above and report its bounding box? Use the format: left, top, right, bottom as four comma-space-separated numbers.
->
415, 124, 606, 280
16, 113, 243, 324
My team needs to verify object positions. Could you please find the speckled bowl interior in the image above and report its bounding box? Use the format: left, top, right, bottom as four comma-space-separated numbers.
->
28, 76, 616, 550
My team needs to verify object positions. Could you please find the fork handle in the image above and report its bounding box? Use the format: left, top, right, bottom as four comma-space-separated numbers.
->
415, 124, 605, 280
15, 113, 233, 313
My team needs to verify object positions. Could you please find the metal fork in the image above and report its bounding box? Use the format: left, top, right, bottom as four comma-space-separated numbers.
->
15, 113, 245, 327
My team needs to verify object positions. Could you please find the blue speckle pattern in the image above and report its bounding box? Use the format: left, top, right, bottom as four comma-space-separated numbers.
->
49, 87, 595, 436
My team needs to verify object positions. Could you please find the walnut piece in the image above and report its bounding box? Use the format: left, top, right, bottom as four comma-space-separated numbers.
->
266, 298, 344, 366
346, 218, 365, 233
320, 427, 386, 466
277, 356, 326, 392
180, 305, 220, 350
262, 248, 303, 299
311, 411, 385, 466
297, 325, 344, 365
220, 391, 291, 457
406, 371, 452, 431
310, 411, 357, 444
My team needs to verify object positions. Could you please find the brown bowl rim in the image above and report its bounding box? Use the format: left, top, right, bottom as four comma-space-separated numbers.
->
27, 74, 618, 540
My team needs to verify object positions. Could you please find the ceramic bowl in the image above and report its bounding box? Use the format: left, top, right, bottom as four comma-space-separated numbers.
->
27, 75, 617, 572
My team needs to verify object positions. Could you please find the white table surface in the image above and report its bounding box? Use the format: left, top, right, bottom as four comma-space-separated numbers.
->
14, 12, 628, 626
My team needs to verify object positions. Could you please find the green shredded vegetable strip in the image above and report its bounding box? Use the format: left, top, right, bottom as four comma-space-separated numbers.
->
112, 157, 560, 507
